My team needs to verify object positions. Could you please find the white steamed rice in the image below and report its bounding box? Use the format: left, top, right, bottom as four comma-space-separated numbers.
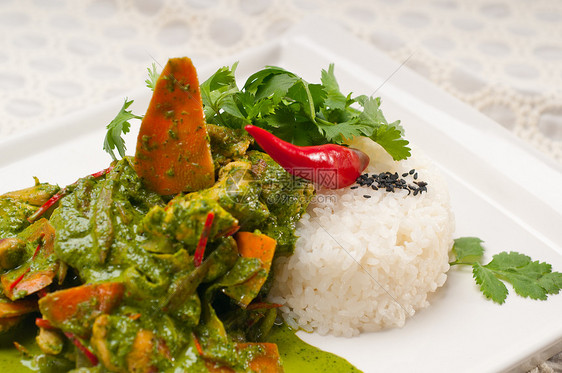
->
268, 137, 455, 337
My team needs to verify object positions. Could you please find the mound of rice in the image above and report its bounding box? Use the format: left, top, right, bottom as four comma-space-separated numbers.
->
268, 137, 455, 337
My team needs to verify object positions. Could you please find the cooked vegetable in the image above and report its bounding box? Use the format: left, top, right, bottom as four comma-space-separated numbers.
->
1, 219, 59, 301
134, 57, 215, 195
450, 237, 562, 304
0, 297, 37, 318
245, 124, 369, 189
201, 63, 410, 161
38, 282, 124, 337
222, 231, 277, 307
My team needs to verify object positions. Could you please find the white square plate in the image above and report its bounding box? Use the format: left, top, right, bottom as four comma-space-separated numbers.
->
1, 18, 561, 373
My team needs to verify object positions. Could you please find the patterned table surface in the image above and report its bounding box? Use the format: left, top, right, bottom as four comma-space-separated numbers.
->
1, 0, 561, 371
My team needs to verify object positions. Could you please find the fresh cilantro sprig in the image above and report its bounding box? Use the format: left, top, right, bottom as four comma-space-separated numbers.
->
200, 63, 411, 161
103, 98, 143, 161
450, 237, 562, 304
145, 63, 159, 91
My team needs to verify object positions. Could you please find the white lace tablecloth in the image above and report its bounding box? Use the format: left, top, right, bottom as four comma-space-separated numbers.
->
1, 0, 561, 371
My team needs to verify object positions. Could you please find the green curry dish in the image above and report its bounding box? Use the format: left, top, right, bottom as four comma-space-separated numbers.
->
50, 157, 166, 284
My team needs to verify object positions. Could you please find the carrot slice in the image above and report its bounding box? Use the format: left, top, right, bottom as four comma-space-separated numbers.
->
0, 298, 38, 318
38, 282, 124, 337
222, 232, 277, 307
236, 232, 276, 264
134, 57, 214, 195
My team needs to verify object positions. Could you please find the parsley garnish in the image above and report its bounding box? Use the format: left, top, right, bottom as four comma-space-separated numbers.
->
103, 98, 143, 161
145, 63, 159, 91
200, 63, 411, 160
451, 237, 562, 304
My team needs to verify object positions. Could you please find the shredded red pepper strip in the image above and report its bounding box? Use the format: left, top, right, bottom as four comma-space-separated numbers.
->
27, 166, 114, 223
64, 332, 99, 366
192, 332, 203, 356
9, 268, 30, 291
27, 192, 64, 223
193, 212, 215, 267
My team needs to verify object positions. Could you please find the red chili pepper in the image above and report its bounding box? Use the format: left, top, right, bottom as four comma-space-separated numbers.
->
244, 125, 369, 189
193, 212, 215, 267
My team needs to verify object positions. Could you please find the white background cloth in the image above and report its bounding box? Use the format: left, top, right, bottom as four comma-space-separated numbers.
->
0, 0, 561, 371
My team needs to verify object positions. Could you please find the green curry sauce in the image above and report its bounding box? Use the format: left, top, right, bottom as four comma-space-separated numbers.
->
0, 322, 361, 372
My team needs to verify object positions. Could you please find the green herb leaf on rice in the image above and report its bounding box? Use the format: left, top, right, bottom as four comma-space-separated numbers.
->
200, 63, 411, 161
451, 237, 562, 304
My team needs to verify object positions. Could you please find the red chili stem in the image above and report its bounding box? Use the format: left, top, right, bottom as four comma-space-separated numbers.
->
246, 302, 283, 311
64, 332, 99, 366
27, 166, 114, 223
194, 212, 215, 267
9, 268, 30, 291
35, 318, 55, 330
244, 125, 370, 189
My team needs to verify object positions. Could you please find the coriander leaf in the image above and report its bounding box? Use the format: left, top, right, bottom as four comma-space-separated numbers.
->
103, 98, 142, 161
369, 125, 411, 161
451, 237, 485, 265
538, 272, 562, 294
453, 238, 562, 304
500, 272, 547, 300
145, 63, 159, 91
243, 66, 293, 95
317, 119, 371, 144
254, 74, 298, 103
320, 63, 346, 110
472, 263, 509, 304
483, 252, 559, 301
485, 251, 531, 271
200, 63, 411, 160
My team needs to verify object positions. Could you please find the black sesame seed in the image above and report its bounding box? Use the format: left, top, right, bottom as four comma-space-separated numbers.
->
409, 169, 415, 175
414, 172, 418, 180
350, 186, 358, 190
363, 195, 371, 199
372, 185, 378, 190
